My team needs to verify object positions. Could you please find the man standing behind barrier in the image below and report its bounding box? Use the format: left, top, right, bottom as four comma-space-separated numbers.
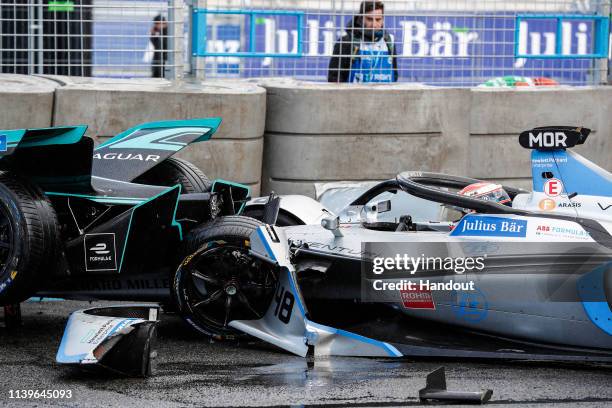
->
328, 1, 398, 83
150, 15, 168, 78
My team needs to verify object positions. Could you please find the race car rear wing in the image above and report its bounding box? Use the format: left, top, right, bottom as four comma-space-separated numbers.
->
519, 126, 590, 150
523, 126, 611, 200
0, 118, 223, 192
0, 125, 94, 191
0, 125, 87, 155
93, 118, 221, 182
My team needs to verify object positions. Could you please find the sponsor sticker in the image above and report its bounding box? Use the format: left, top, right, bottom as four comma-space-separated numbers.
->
454, 289, 488, 322
92, 153, 160, 162
84, 233, 117, 271
538, 198, 556, 211
535, 224, 590, 240
527, 131, 568, 149
543, 178, 563, 197
558, 201, 580, 208
451, 216, 527, 237
0, 135, 6, 152
531, 156, 568, 169
400, 288, 436, 310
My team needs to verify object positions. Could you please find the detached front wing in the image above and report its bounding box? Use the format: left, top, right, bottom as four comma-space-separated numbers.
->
56, 305, 159, 377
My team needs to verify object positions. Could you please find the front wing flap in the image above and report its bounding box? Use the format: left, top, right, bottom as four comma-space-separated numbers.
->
56, 304, 159, 377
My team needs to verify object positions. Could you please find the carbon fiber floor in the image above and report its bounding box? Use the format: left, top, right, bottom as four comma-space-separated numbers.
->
0, 300, 611, 407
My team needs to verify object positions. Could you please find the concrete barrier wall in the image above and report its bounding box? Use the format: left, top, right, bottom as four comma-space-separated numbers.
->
0, 75, 58, 129
261, 80, 471, 196
261, 80, 612, 196
50, 77, 267, 195
3, 74, 611, 199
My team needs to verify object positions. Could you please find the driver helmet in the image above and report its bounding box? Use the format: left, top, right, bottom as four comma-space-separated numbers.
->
457, 182, 511, 213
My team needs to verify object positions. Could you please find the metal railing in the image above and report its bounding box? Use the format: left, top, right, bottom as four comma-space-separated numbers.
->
0, 0, 184, 79
191, 0, 611, 86
1, 0, 609, 85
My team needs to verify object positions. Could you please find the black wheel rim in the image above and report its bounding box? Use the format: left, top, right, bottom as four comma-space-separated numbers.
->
182, 243, 277, 333
0, 204, 14, 275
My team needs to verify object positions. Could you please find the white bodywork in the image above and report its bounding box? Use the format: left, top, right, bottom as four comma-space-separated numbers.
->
56, 305, 158, 365
245, 195, 331, 225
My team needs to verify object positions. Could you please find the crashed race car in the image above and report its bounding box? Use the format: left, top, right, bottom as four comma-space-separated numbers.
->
0, 118, 254, 375
0, 117, 258, 305
171, 126, 612, 362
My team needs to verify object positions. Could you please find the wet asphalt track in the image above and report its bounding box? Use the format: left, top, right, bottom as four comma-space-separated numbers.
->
0, 300, 611, 407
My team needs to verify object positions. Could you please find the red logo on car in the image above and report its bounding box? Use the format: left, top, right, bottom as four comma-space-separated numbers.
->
400, 288, 436, 310
544, 179, 563, 197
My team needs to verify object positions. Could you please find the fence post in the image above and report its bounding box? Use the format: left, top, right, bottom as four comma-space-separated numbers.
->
169, 0, 185, 81
192, 0, 206, 80
599, 1, 611, 84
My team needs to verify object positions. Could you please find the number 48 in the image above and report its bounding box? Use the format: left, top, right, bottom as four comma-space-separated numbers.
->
274, 285, 294, 324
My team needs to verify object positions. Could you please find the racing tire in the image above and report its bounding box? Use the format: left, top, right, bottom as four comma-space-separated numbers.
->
99, 322, 158, 378
0, 172, 60, 305
241, 207, 304, 227
134, 157, 212, 193
173, 216, 277, 339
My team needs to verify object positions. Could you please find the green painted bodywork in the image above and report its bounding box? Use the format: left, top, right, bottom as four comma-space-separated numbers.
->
0, 117, 221, 155
0, 126, 88, 152
97, 118, 222, 149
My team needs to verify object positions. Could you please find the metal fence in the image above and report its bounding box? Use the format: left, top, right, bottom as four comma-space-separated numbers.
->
0, 0, 184, 78
192, 0, 612, 86
1, 0, 610, 84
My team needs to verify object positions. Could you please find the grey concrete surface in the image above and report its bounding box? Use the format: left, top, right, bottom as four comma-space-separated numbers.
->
0, 300, 610, 407
0, 74, 58, 129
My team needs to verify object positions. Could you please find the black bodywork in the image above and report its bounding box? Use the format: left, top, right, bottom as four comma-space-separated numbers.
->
0, 118, 250, 303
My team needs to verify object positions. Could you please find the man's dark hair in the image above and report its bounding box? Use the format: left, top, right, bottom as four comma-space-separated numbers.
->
153, 14, 166, 22
359, 1, 384, 15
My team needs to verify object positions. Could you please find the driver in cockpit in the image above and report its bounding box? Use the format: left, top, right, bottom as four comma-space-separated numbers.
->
457, 182, 512, 209
441, 182, 513, 228
448, 182, 512, 223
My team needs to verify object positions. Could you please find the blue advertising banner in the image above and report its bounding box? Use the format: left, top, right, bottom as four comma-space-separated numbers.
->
197, 11, 610, 85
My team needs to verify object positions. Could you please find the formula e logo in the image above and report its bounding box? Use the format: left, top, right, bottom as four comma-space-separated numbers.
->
84, 233, 117, 271
89, 243, 110, 255
529, 132, 567, 148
